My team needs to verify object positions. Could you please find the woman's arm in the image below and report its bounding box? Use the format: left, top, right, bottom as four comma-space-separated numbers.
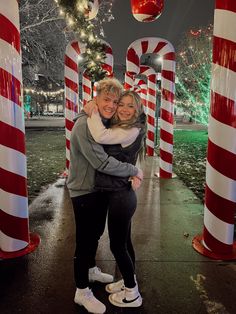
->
87, 111, 139, 147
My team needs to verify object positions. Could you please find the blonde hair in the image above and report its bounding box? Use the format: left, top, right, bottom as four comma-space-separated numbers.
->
111, 90, 146, 130
96, 78, 123, 98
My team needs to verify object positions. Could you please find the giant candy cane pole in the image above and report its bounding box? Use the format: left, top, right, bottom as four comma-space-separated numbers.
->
126, 37, 175, 178
134, 78, 147, 111
82, 71, 92, 106
139, 65, 157, 156
193, 0, 236, 259
64, 41, 86, 175
0, 0, 39, 258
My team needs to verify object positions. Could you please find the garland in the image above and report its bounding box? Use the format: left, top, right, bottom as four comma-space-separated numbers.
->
56, 0, 107, 80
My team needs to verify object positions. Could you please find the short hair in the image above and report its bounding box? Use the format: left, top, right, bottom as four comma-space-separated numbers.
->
96, 78, 123, 98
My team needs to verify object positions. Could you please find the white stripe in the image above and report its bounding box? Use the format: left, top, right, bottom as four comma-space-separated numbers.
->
161, 99, 173, 113
147, 124, 155, 133
126, 60, 139, 76
0, 189, 28, 218
146, 138, 154, 148
162, 78, 175, 93
142, 68, 155, 76
147, 95, 156, 105
147, 108, 155, 118
0, 0, 20, 33
159, 159, 172, 173
208, 115, 236, 154
133, 13, 153, 21
158, 43, 174, 56
211, 64, 236, 101
214, 9, 236, 43
0, 144, 27, 177
160, 120, 174, 135
66, 43, 85, 62
65, 108, 76, 122
65, 65, 78, 83
160, 139, 173, 154
66, 147, 70, 160
0, 39, 22, 81
206, 161, 236, 202
0, 230, 28, 252
65, 87, 78, 105
163, 60, 175, 72
0, 95, 25, 132
204, 204, 234, 245
65, 128, 72, 141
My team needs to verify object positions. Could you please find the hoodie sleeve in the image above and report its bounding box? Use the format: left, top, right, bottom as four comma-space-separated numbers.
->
75, 118, 138, 177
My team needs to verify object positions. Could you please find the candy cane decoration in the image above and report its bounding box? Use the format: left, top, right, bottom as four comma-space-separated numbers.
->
82, 71, 92, 106
134, 78, 147, 111
64, 41, 86, 175
126, 37, 175, 178
0, 0, 39, 258
131, 0, 164, 22
139, 65, 157, 156
193, 0, 236, 259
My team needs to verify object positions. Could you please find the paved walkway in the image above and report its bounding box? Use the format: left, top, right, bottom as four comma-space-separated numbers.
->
1, 157, 236, 314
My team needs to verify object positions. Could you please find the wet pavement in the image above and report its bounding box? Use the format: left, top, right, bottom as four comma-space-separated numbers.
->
1, 156, 236, 314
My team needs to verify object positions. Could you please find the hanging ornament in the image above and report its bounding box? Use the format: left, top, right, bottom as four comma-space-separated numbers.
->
131, 0, 164, 22
85, 0, 100, 20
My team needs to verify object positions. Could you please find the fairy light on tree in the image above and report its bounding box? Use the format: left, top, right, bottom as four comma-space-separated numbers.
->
56, 0, 115, 80
176, 25, 213, 125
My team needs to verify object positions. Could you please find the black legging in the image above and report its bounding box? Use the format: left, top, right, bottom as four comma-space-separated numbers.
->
107, 188, 137, 288
72, 192, 109, 289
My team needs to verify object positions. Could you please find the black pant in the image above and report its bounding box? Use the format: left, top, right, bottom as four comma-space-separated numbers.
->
72, 192, 109, 289
107, 189, 137, 288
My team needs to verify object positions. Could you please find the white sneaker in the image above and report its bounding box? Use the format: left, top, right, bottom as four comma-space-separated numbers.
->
89, 266, 113, 283
74, 287, 106, 314
105, 279, 125, 293
109, 284, 142, 308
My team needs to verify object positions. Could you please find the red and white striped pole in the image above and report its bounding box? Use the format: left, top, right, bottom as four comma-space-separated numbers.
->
126, 37, 175, 178
193, 0, 236, 259
82, 71, 92, 106
64, 41, 86, 175
139, 65, 157, 156
134, 78, 147, 111
0, 0, 40, 259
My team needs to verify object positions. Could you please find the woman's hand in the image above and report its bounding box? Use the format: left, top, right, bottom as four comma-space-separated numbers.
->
83, 99, 98, 117
130, 176, 142, 191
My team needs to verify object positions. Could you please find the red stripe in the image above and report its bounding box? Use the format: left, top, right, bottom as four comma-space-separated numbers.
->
0, 209, 29, 243
127, 48, 140, 73
162, 70, 175, 82
65, 55, 78, 72
160, 129, 173, 145
208, 139, 236, 180
153, 41, 167, 54
83, 85, 91, 94
146, 146, 154, 156
210, 92, 236, 128
147, 115, 155, 126
65, 119, 74, 132
205, 184, 235, 224
65, 77, 78, 93
213, 36, 236, 72
66, 98, 76, 111
160, 149, 173, 164
140, 65, 149, 74
105, 46, 112, 54
141, 40, 149, 54
148, 74, 156, 83
203, 226, 233, 254
71, 41, 82, 55
102, 63, 112, 75
0, 168, 27, 197
0, 14, 20, 53
162, 88, 175, 103
0, 67, 21, 106
159, 168, 172, 178
147, 130, 154, 141
161, 108, 174, 124
163, 52, 175, 61
0, 121, 25, 154
148, 88, 156, 98
216, 0, 236, 13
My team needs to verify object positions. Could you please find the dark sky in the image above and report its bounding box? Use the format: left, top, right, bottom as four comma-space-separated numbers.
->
102, 0, 215, 65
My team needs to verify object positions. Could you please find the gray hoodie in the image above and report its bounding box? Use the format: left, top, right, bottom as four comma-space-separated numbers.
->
67, 112, 139, 197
